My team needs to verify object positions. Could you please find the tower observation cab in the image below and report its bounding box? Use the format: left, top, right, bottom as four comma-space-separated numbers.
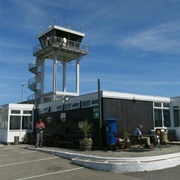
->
28, 25, 88, 105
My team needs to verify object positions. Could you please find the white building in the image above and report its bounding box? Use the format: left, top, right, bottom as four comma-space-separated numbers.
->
0, 104, 34, 144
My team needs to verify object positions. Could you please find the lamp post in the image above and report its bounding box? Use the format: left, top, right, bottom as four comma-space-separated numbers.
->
21, 83, 25, 102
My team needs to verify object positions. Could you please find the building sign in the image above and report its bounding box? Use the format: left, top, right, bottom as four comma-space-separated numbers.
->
93, 106, 100, 119
60, 113, 66, 122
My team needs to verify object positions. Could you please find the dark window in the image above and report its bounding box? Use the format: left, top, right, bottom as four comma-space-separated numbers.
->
154, 103, 161, 107
10, 116, 21, 130
22, 116, 32, 130
163, 109, 171, 127
154, 109, 162, 127
43, 107, 49, 112
23, 110, 32, 114
82, 100, 90, 108
64, 103, 71, 110
11, 110, 20, 114
163, 103, 169, 108
173, 108, 180, 127
91, 99, 99, 105
56, 105, 63, 111
72, 102, 80, 109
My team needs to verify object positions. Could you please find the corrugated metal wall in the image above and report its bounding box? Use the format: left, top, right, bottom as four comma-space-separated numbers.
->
102, 98, 154, 137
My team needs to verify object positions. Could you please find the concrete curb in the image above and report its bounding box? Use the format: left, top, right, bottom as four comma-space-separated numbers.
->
25, 147, 180, 172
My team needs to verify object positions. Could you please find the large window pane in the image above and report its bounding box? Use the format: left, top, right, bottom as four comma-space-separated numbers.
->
22, 116, 32, 130
10, 116, 21, 130
163, 109, 171, 127
154, 109, 162, 127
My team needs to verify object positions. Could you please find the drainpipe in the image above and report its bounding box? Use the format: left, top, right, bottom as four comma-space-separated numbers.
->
98, 79, 102, 149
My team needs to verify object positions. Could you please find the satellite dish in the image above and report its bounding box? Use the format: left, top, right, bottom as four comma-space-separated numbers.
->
63, 37, 67, 44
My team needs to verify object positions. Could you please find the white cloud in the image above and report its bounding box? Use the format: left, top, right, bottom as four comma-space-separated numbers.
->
0, 38, 31, 50
120, 22, 180, 54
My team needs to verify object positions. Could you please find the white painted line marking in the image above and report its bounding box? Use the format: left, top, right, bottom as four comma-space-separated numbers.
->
14, 167, 84, 180
0, 156, 58, 167
0, 151, 36, 157
0, 147, 20, 151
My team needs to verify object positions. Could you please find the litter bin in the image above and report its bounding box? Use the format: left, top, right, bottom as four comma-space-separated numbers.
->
14, 136, 19, 145
105, 118, 117, 150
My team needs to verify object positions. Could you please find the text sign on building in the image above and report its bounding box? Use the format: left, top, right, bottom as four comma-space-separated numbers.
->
60, 113, 66, 122
93, 106, 100, 119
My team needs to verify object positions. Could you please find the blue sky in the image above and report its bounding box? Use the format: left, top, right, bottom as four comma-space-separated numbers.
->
1, 0, 180, 105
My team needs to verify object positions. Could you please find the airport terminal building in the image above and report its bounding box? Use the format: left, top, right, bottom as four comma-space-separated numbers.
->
0, 25, 180, 147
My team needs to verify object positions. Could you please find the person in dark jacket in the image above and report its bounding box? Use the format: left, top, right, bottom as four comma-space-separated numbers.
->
134, 124, 152, 149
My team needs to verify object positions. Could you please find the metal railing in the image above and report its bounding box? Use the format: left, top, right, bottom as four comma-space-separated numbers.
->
33, 36, 89, 55
28, 61, 37, 73
28, 77, 37, 91
29, 61, 36, 69
27, 94, 35, 104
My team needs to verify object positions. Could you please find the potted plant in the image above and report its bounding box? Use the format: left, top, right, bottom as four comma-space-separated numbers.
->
79, 119, 93, 150
123, 131, 132, 149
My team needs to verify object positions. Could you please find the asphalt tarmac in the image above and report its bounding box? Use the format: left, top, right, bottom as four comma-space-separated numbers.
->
0, 143, 180, 180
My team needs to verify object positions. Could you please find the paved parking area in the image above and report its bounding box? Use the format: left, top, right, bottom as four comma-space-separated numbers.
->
0, 145, 84, 180
1, 144, 180, 180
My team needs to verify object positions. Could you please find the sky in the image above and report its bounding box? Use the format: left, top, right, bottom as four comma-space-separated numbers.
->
1, 0, 180, 105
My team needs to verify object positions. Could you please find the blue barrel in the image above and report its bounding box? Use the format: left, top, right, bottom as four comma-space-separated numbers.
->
105, 118, 117, 145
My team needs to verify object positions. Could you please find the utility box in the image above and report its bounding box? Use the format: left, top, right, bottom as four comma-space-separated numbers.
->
105, 118, 117, 146
14, 136, 19, 145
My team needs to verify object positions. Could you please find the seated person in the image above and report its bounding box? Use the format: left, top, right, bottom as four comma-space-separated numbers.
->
134, 124, 153, 149
113, 132, 124, 144
116, 137, 124, 144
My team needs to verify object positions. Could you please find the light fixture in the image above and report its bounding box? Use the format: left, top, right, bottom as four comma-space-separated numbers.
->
21, 83, 26, 102
46, 117, 52, 123
133, 97, 137, 103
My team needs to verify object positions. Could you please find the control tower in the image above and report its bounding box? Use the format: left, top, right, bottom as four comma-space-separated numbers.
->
28, 25, 88, 105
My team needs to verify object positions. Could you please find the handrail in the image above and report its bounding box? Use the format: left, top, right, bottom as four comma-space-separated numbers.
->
28, 77, 36, 91
29, 61, 36, 72
28, 77, 35, 86
29, 61, 36, 68
33, 36, 88, 55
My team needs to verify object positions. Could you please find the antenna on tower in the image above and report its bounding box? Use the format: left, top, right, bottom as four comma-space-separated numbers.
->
47, 19, 52, 28
67, 18, 71, 29
67, 24, 71, 29
40, 25, 42, 33
54, 16, 57, 25
80, 23, 83, 31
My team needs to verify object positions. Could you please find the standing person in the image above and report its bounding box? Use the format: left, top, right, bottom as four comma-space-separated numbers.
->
35, 119, 45, 148
134, 124, 153, 149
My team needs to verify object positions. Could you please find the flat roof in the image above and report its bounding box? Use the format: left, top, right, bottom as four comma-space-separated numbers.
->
102, 91, 170, 102
38, 90, 171, 108
38, 25, 85, 38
